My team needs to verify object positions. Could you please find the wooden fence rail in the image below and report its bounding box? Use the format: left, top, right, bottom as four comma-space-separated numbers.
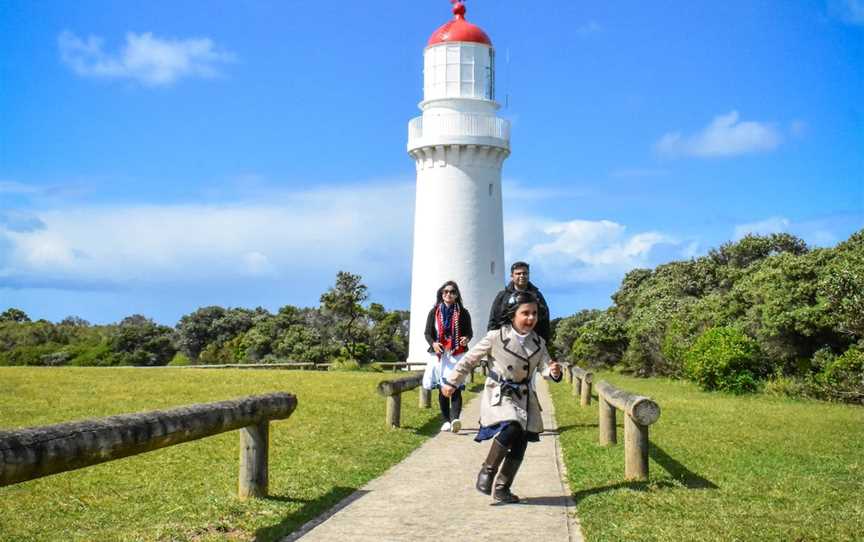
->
595, 380, 661, 481
0, 393, 297, 499
376, 373, 424, 428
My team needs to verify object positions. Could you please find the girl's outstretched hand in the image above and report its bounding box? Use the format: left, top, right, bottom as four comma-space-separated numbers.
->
441, 384, 456, 398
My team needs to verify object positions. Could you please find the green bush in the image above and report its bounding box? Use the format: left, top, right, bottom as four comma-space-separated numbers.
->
684, 327, 763, 394
763, 375, 815, 399
167, 352, 191, 366
817, 345, 864, 404
328, 357, 383, 372
69, 341, 115, 366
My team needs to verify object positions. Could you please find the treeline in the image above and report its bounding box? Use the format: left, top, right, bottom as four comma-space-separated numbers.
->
552, 230, 863, 404
0, 272, 408, 368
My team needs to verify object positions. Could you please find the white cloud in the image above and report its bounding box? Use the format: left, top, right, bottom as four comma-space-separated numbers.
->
829, 0, 864, 24
609, 168, 669, 179
0, 181, 41, 195
58, 31, 235, 86
575, 21, 603, 36
790, 120, 808, 138
0, 183, 415, 289
655, 111, 782, 158
505, 218, 676, 284
733, 216, 790, 240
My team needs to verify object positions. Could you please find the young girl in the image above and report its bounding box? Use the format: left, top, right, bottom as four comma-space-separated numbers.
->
421, 280, 473, 433
441, 291, 562, 503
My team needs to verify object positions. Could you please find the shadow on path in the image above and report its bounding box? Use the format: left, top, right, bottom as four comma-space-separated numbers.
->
649, 441, 718, 489
255, 487, 367, 542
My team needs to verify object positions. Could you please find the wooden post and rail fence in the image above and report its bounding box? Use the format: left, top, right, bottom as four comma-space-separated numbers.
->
0, 393, 297, 499
376, 372, 425, 428
565, 363, 662, 481
565, 363, 594, 406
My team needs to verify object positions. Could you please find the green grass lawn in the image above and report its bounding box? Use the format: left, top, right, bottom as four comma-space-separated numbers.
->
0, 367, 468, 541
549, 372, 864, 542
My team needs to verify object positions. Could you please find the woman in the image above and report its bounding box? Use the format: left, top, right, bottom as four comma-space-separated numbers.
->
422, 280, 473, 433
441, 291, 562, 503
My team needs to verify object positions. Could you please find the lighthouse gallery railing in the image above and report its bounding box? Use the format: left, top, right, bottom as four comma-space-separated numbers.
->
408, 113, 510, 146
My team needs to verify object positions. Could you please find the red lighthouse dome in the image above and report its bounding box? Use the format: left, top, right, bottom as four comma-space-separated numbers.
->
427, 1, 492, 47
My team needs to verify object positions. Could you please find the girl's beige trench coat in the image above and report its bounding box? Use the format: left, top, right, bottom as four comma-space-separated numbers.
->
449, 325, 558, 434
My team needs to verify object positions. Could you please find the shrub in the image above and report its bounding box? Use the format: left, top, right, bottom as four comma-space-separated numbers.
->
329, 357, 383, 372
817, 345, 864, 404
69, 341, 114, 366
763, 375, 814, 399
684, 327, 763, 394
168, 352, 191, 366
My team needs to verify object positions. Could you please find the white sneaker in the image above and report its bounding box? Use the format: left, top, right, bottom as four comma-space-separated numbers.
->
451, 419, 462, 433
440, 422, 451, 432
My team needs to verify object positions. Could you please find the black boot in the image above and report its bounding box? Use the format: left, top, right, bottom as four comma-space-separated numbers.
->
493, 456, 523, 504
476, 440, 508, 495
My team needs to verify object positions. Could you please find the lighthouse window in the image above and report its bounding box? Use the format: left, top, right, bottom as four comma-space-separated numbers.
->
491, 261, 495, 275
484, 50, 495, 100
488, 183, 493, 196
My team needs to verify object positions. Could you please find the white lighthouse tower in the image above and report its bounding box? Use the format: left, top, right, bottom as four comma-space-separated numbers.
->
406, 1, 510, 364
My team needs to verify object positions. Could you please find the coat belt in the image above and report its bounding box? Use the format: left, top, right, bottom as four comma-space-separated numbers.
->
488, 369, 530, 400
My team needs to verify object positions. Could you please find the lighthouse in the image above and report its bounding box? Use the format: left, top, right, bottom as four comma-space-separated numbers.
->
406, 1, 510, 364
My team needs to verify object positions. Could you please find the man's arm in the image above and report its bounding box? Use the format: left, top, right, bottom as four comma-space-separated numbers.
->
487, 290, 505, 332
535, 290, 551, 343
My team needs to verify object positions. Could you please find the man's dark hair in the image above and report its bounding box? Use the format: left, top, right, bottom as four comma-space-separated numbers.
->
510, 261, 530, 273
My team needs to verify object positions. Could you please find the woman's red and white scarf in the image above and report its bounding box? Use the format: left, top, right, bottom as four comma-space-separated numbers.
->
435, 303, 465, 358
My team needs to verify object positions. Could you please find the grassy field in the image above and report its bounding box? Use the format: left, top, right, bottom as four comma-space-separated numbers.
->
549, 371, 864, 542
0, 367, 469, 541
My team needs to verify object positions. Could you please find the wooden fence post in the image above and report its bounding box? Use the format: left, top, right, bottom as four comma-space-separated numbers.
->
238, 421, 269, 499
580, 379, 592, 406
624, 414, 649, 481
594, 380, 661, 480
386, 395, 402, 428
419, 388, 431, 409
598, 394, 616, 446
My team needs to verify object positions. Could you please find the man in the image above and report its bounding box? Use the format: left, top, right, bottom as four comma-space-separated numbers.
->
487, 261, 551, 342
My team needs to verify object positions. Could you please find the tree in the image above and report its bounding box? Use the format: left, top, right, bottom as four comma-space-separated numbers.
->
1, 308, 31, 323
367, 303, 408, 362
175, 306, 257, 360
551, 309, 602, 361
111, 315, 177, 366
320, 271, 368, 360
571, 311, 628, 367
820, 229, 864, 339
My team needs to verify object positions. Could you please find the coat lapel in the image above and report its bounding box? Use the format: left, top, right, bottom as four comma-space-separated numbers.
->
501, 325, 540, 362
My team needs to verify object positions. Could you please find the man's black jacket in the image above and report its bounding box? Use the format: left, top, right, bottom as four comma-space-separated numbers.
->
486, 281, 550, 342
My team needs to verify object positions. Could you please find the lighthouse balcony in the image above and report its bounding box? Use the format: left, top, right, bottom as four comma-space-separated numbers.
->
407, 113, 510, 152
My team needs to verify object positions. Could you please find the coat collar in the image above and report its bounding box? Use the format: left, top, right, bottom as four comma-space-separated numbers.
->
499, 325, 542, 362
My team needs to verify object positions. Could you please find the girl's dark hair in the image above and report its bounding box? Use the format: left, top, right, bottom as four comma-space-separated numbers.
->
435, 280, 464, 310
503, 291, 539, 322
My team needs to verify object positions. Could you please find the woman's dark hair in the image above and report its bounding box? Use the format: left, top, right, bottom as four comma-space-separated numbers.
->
503, 291, 539, 323
435, 280, 464, 310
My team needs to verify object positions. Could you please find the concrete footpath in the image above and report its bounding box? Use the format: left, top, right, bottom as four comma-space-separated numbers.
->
284, 378, 584, 541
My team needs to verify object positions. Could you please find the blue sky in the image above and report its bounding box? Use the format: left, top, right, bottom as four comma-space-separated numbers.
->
1, 0, 862, 325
